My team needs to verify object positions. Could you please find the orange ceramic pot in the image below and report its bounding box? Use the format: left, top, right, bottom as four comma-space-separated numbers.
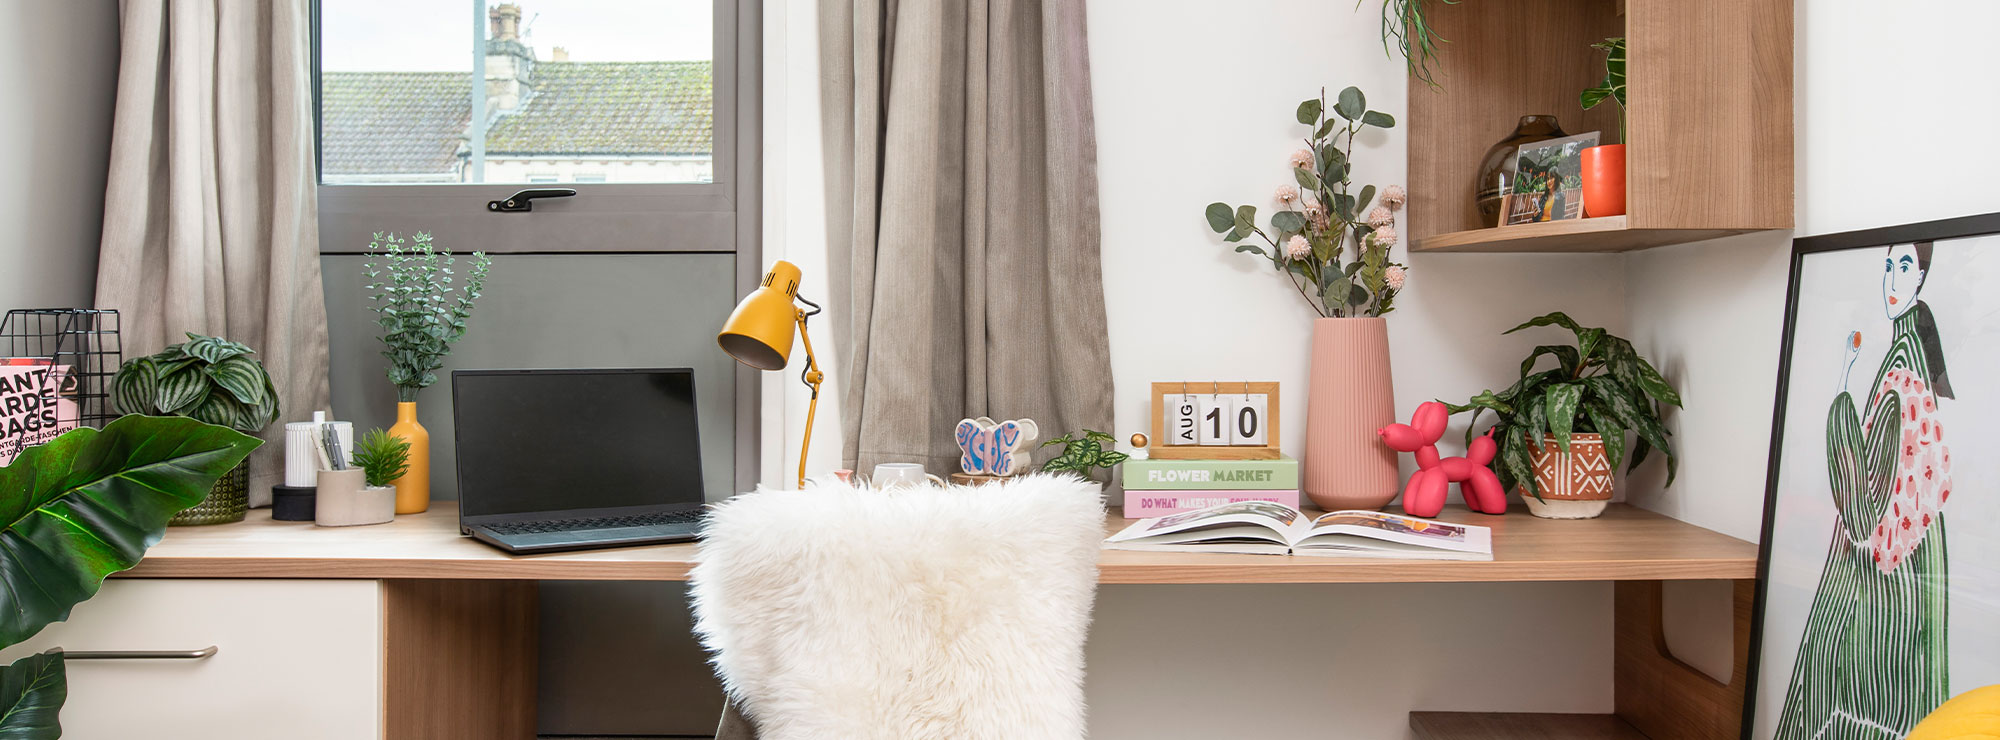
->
1522, 433, 1613, 519
1581, 144, 1626, 218
1302, 317, 1399, 510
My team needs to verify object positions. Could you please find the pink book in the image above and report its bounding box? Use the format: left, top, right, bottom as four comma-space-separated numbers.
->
1121, 490, 1302, 518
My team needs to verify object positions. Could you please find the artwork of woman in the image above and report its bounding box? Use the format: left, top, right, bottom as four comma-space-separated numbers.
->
1776, 241, 1955, 739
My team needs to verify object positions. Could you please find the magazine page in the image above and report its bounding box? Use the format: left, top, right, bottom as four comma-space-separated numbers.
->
0, 362, 77, 465
1105, 500, 1306, 546
1298, 510, 1492, 555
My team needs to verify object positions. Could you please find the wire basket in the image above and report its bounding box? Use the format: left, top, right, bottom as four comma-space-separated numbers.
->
0, 309, 123, 432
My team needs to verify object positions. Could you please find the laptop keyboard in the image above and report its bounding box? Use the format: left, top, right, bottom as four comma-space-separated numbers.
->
486, 509, 705, 536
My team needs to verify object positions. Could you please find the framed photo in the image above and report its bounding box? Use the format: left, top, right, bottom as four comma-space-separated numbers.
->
1747, 212, 2000, 739
1500, 131, 1598, 226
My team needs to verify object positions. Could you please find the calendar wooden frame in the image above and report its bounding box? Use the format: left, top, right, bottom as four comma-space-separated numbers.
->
1148, 382, 1282, 460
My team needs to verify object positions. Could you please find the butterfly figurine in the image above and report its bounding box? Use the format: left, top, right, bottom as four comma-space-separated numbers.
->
954, 417, 1040, 477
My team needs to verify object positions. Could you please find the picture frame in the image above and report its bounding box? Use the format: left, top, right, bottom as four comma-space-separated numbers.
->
1500, 131, 1599, 226
1746, 212, 2000, 739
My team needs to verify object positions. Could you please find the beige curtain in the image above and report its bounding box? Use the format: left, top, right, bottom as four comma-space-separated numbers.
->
820, 0, 1114, 474
96, 0, 329, 502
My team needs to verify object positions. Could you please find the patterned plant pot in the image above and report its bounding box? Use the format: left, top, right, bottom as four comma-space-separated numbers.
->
169, 460, 250, 526
1521, 433, 1613, 519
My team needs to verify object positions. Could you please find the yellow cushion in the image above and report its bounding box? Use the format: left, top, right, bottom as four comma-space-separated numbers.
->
1911, 685, 2000, 740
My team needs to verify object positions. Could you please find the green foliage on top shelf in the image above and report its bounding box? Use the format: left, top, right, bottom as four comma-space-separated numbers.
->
351, 428, 411, 488
1581, 37, 1627, 143
1443, 312, 1681, 500
1376, 0, 1460, 88
363, 232, 492, 403
112, 333, 281, 433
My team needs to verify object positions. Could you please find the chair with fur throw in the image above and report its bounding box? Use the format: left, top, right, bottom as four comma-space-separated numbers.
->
691, 474, 1106, 740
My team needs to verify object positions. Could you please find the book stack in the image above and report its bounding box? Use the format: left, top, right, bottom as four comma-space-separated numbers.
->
1118, 456, 1301, 517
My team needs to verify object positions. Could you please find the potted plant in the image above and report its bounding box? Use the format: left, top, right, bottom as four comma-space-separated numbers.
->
1445, 312, 1681, 518
1204, 85, 1410, 511
111, 333, 283, 525
1579, 36, 1626, 218
1040, 429, 1129, 486
316, 428, 408, 527
0, 415, 260, 734
363, 232, 492, 514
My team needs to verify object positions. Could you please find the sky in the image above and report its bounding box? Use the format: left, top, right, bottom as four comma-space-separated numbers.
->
321, 0, 713, 71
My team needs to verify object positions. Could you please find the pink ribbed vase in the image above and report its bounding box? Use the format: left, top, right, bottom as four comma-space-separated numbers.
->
1303, 317, 1400, 510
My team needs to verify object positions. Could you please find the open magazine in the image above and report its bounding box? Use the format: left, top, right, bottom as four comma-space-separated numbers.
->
1105, 500, 1493, 561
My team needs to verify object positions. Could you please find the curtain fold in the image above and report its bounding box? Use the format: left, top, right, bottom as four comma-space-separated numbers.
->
96, 0, 330, 502
821, 0, 1114, 475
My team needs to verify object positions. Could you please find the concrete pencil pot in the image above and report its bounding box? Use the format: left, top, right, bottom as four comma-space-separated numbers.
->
314, 469, 396, 527
1522, 433, 1614, 519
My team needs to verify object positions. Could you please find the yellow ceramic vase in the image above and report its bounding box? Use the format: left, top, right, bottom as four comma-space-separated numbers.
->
388, 401, 430, 514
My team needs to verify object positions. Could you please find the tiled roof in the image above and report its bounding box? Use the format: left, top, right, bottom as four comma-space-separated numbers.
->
486, 62, 713, 156
319, 61, 713, 176
321, 72, 471, 176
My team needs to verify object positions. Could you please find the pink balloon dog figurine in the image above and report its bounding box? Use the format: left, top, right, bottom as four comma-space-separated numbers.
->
1378, 401, 1508, 517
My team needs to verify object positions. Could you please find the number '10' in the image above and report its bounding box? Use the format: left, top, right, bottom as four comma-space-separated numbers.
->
1203, 407, 1259, 440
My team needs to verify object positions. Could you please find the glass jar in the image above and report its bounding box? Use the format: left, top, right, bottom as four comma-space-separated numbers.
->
1475, 115, 1567, 226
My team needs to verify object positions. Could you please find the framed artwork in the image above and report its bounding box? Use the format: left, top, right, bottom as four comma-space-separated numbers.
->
1747, 213, 2000, 739
1501, 131, 1597, 226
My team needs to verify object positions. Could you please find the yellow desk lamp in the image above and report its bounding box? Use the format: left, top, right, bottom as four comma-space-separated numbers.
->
717, 260, 823, 488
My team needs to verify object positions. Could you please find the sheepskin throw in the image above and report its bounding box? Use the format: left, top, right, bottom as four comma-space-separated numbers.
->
691, 474, 1106, 740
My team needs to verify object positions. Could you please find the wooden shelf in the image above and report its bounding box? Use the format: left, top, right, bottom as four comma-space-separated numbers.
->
121, 503, 1754, 584
1413, 216, 1756, 254
1406, 0, 1792, 253
1411, 712, 1647, 739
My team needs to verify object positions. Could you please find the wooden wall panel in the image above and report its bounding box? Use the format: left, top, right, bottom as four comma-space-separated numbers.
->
384, 579, 539, 740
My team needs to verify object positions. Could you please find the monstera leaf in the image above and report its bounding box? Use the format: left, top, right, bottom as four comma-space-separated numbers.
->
0, 415, 259, 737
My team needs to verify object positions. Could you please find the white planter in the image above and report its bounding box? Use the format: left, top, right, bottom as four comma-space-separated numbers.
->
315, 470, 396, 527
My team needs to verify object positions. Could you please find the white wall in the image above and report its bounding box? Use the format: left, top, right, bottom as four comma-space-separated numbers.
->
0, 3, 118, 311
1624, 0, 2000, 694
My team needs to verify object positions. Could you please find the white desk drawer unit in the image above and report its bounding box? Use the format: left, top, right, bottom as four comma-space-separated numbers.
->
0, 580, 383, 740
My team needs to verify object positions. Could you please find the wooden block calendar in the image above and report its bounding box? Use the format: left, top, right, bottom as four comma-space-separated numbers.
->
1148, 382, 1281, 460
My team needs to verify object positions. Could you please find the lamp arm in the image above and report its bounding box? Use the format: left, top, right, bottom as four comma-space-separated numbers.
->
794, 303, 824, 489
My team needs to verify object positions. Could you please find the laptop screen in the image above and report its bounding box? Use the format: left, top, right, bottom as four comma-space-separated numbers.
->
452, 368, 704, 518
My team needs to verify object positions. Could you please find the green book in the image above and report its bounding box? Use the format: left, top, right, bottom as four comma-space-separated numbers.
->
1121, 457, 1299, 490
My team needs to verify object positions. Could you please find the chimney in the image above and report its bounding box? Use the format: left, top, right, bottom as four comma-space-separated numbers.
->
550, 46, 570, 62
485, 4, 535, 111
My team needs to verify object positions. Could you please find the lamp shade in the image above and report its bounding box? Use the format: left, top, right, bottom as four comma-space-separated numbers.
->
718, 260, 803, 371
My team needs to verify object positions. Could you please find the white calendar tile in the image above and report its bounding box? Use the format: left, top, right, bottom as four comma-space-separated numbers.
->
1165, 394, 1201, 446
1196, 395, 1234, 446
1230, 393, 1269, 446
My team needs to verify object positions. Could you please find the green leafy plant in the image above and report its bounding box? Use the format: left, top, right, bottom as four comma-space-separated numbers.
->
0, 415, 262, 736
111, 333, 281, 433
1376, 0, 1459, 88
1444, 312, 1682, 500
1580, 37, 1627, 143
1206, 86, 1409, 318
1040, 430, 1129, 479
351, 428, 412, 488
363, 232, 492, 402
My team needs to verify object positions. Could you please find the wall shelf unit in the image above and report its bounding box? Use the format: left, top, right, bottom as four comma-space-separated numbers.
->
1407, 0, 1792, 254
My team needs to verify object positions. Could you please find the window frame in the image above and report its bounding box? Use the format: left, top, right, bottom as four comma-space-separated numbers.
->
310, 0, 764, 489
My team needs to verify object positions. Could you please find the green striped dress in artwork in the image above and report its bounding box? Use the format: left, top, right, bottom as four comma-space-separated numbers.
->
1775, 309, 1951, 740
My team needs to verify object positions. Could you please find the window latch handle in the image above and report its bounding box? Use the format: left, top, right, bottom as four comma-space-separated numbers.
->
488, 188, 578, 213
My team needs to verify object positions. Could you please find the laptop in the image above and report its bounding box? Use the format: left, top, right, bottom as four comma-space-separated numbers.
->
452, 368, 708, 554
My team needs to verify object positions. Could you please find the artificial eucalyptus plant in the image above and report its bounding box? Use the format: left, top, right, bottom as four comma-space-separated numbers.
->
362, 232, 492, 402
1580, 37, 1627, 142
1040, 430, 1129, 480
1205, 86, 1409, 318
1444, 312, 1682, 500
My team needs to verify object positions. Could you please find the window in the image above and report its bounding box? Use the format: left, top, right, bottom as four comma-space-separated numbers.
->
319, 0, 715, 186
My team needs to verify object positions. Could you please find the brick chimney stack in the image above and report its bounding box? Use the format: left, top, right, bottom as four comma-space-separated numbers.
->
485, 3, 535, 111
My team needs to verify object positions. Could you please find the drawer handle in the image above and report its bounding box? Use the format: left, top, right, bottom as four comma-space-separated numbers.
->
44, 646, 218, 661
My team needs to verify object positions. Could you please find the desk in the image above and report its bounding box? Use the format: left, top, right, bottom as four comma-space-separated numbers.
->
103, 504, 1756, 740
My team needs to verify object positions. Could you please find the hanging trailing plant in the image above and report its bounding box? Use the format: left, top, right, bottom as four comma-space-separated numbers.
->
1375, 0, 1459, 88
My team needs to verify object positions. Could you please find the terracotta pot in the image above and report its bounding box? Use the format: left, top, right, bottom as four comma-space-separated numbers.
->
1581, 144, 1626, 218
1522, 433, 1613, 519
388, 401, 430, 514
1303, 317, 1399, 510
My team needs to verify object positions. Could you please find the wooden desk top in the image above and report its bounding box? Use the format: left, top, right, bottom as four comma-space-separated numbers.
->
121, 503, 1754, 583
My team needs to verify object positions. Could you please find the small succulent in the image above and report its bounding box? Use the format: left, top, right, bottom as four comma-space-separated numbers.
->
351, 428, 412, 489
1040, 430, 1129, 480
